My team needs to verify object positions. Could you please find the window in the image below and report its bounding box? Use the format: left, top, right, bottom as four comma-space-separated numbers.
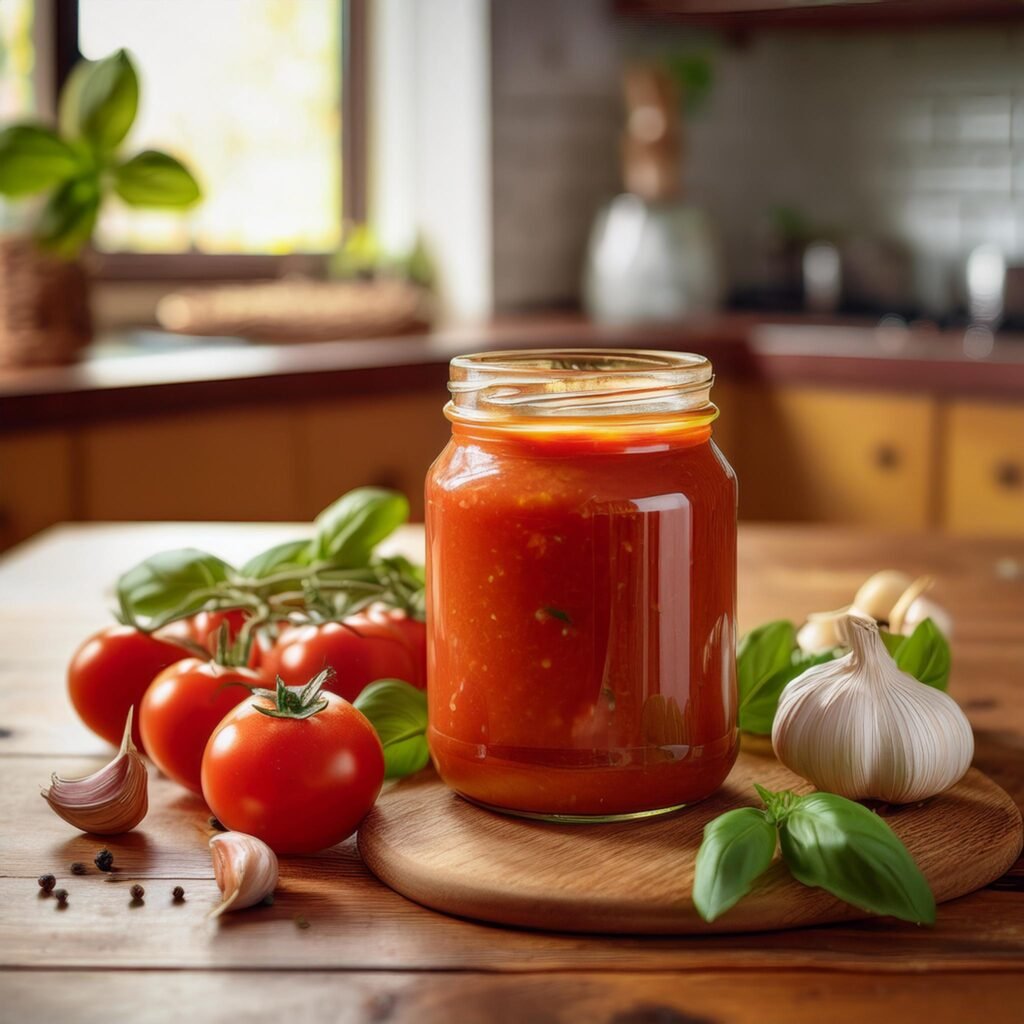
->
70, 0, 353, 256
0, 0, 36, 120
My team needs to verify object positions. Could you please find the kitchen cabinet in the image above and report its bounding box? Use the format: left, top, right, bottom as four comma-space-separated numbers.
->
0, 429, 74, 550
941, 401, 1024, 537
733, 386, 936, 529
80, 406, 305, 522
297, 392, 451, 521
1, 382, 1021, 551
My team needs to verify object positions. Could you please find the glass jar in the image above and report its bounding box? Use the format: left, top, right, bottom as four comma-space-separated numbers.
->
425, 349, 738, 822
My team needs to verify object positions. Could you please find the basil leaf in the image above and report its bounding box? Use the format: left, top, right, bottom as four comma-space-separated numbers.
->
0, 124, 82, 196
740, 647, 833, 735
117, 548, 234, 630
779, 792, 936, 925
314, 487, 409, 566
35, 176, 100, 258
241, 539, 312, 579
692, 806, 777, 922
879, 630, 904, 658
353, 678, 429, 779
76, 49, 139, 151
113, 149, 201, 208
737, 620, 795, 719
893, 618, 950, 692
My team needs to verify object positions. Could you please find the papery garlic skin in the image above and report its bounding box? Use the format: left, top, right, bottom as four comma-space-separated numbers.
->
42, 709, 148, 834
772, 616, 973, 804
209, 832, 279, 918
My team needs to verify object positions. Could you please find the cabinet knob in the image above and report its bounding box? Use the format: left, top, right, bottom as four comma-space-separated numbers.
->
873, 444, 901, 471
994, 461, 1022, 490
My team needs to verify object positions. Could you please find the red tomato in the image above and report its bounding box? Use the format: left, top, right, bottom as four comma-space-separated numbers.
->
140, 658, 260, 794
188, 606, 262, 671
201, 688, 385, 854
262, 609, 425, 700
67, 626, 189, 751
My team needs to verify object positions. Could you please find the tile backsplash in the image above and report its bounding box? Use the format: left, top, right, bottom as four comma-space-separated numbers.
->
685, 27, 1024, 314
490, 2, 1024, 316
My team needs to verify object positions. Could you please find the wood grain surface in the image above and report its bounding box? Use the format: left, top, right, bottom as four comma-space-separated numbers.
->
1, 522, 1022, 1023
358, 757, 1021, 935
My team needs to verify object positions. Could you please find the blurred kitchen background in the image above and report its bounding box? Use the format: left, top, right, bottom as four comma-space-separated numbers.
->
0, 0, 1022, 550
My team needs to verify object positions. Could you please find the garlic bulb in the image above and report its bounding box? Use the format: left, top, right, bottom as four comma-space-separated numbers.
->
42, 709, 148, 834
772, 616, 973, 804
852, 570, 912, 622
209, 832, 279, 918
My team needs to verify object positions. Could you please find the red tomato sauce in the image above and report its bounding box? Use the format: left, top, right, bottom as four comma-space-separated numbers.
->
426, 415, 738, 818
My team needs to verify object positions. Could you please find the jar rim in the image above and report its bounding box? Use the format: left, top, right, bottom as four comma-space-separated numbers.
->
447, 348, 715, 421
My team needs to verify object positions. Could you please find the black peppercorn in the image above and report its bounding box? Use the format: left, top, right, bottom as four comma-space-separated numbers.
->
94, 848, 114, 872
130, 884, 145, 902
208, 816, 226, 831
37, 874, 56, 893
172, 885, 185, 902
70, 862, 86, 875
54, 888, 69, 906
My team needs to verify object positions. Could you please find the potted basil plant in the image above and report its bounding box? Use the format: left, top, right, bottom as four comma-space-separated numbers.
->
0, 49, 201, 367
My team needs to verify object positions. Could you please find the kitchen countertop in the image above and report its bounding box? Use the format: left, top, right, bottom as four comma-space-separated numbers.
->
1, 314, 1022, 432
1, 521, 1022, 1022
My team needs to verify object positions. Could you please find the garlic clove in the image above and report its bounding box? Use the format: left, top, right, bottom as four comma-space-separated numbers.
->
796, 606, 852, 654
899, 595, 954, 638
772, 615, 974, 804
852, 570, 912, 622
889, 575, 953, 638
208, 831, 279, 918
42, 708, 148, 834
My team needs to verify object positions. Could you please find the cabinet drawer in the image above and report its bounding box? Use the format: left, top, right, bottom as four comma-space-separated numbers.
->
942, 402, 1024, 536
0, 430, 74, 550
81, 407, 303, 522
735, 386, 936, 527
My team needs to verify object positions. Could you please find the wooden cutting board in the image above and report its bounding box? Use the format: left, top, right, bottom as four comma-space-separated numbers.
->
358, 746, 1023, 935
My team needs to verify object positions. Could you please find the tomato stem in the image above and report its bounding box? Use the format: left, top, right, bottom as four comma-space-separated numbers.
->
252, 668, 335, 721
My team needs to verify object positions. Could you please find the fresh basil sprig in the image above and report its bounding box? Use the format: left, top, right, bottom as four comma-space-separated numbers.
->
737, 617, 950, 734
692, 785, 935, 925
117, 548, 235, 631
116, 487, 422, 631
692, 806, 778, 922
314, 488, 410, 566
354, 679, 429, 778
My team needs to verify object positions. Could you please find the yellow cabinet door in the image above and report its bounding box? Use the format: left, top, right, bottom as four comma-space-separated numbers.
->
942, 402, 1024, 536
734, 385, 936, 528
80, 406, 304, 522
0, 430, 74, 550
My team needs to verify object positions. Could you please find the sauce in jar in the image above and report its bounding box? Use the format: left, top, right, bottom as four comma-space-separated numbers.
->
426, 350, 737, 820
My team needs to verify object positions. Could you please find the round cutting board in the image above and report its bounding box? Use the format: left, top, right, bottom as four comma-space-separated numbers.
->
357, 748, 1023, 934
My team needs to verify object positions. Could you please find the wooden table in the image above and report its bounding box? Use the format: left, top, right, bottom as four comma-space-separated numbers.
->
1, 523, 1022, 1022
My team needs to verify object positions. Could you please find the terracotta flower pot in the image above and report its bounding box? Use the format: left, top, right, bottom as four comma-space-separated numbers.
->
0, 235, 92, 368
